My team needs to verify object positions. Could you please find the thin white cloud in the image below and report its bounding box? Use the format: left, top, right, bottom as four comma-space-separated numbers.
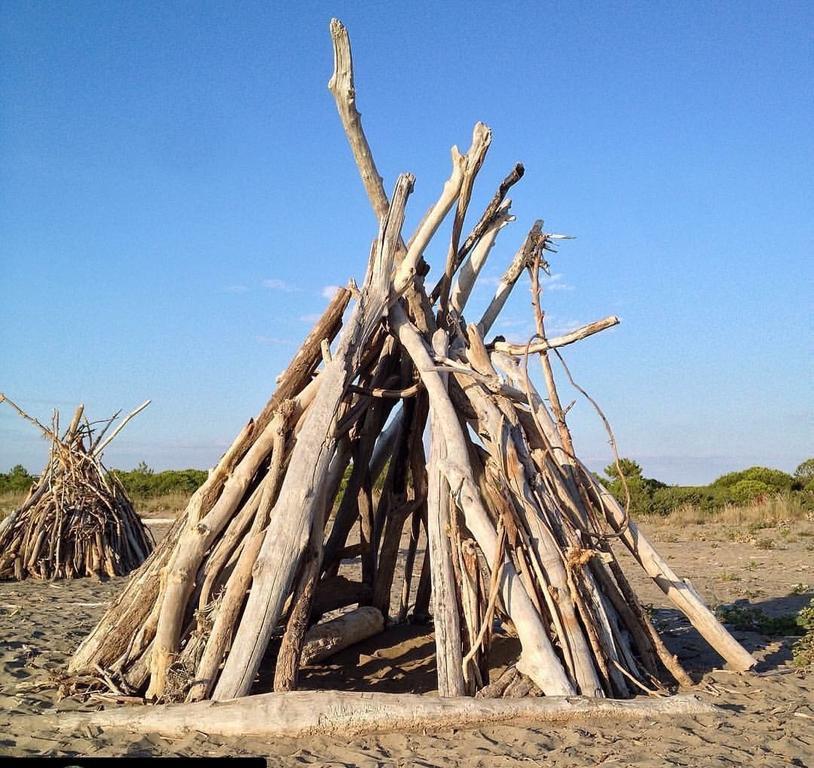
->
476, 275, 502, 289
255, 335, 292, 346
224, 284, 249, 294
298, 313, 321, 324
262, 278, 296, 292
497, 318, 532, 329
547, 319, 583, 336
543, 273, 574, 292
321, 285, 341, 300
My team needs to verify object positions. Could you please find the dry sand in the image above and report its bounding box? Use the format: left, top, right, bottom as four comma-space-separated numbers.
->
1, 519, 812, 766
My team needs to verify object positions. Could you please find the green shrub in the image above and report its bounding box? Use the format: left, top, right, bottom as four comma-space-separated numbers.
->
715, 603, 804, 636
793, 598, 814, 667
794, 458, 814, 484
0, 465, 36, 494
111, 466, 207, 499
712, 466, 795, 492
600, 458, 664, 517
649, 485, 730, 516
728, 479, 773, 504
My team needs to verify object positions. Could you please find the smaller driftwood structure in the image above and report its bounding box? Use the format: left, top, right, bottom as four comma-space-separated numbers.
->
0, 395, 153, 580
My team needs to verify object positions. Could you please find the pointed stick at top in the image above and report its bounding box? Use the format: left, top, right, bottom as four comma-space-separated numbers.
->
430, 162, 525, 304
0, 393, 56, 441
477, 221, 545, 336
329, 18, 389, 223
92, 400, 151, 458
437, 122, 493, 317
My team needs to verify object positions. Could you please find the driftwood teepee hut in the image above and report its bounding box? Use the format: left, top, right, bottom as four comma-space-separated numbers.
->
66, 19, 754, 733
0, 395, 153, 580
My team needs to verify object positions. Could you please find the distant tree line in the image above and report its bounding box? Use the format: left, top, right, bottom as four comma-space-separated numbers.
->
0, 465, 35, 494
2, 458, 813, 515
599, 458, 814, 517
111, 462, 208, 498
0, 461, 207, 500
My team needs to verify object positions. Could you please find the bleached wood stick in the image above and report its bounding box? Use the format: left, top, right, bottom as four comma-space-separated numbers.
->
430, 163, 525, 304
585, 475, 757, 673
328, 18, 389, 222
369, 407, 404, 480
389, 302, 574, 696
212, 174, 414, 701
196, 480, 266, 611
146, 404, 295, 699
92, 400, 151, 457
187, 489, 277, 703
328, 17, 447, 342
490, 316, 620, 355
50, 691, 715, 739
65, 404, 85, 442
437, 122, 492, 312
426, 329, 466, 697
458, 377, 603, 696
451, 200, 512, 315
527, 250, 576, 460
456, 162, 523, 269
393, 125, 493, 299
371, 393, 425, 617
0, 393, 56, 440
274, 504, 329, 691
87, 409, 121, 453
322, 361, 400, 576
300, 606, 385, 665
69, 515, 187, 674
329, 16, 479, 293
106, 286, 348, 680
478, 221, 544, 336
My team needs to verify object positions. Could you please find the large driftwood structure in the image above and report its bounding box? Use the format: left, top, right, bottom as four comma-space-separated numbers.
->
0, 395, 153, 580
68, 18, 754, 716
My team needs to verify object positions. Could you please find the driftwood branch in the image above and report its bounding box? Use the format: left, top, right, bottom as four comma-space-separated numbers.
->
50, 692, 716, 738
92, 400, 151, 457
490, 316, 620, 355
328, 18, 388, 222
478, 221, 545, 335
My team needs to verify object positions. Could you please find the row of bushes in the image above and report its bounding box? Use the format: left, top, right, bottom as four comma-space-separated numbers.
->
3, 458, 813, 515
0, 465, 35, 494
112, 465, 208, 498
0, 462, 207, 500
600, 459, 814, 517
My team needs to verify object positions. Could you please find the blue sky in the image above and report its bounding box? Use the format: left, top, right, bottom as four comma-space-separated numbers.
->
1, 1, 811, 484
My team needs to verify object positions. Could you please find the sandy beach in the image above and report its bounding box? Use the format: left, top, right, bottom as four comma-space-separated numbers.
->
0, 519, 812, 766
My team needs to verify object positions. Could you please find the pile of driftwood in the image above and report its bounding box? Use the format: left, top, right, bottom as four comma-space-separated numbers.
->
68, 19, 754, 725
0, 395, 153, 580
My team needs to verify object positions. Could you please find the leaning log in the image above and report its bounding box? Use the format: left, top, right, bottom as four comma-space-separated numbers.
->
210, 174, 414, 702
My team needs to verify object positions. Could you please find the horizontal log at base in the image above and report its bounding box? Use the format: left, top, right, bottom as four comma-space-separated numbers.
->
301, 606, 385, 665
50, 691, 716, 739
